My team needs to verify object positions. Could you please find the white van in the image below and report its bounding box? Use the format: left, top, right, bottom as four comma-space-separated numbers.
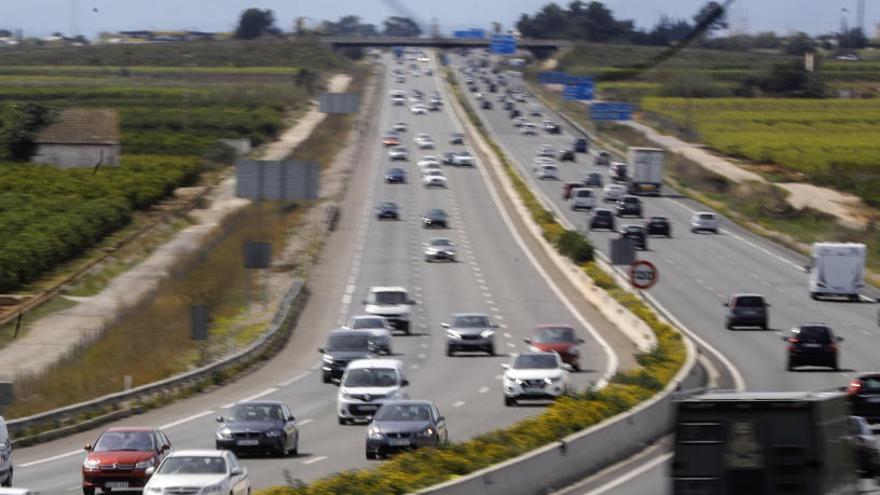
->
337, 359, 409, 424
0, 416, 11, 486
602, 184, 627, 203
808, 242, 866, 301
570, 188, 595, 210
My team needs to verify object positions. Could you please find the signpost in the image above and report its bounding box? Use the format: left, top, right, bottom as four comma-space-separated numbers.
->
489, 34, 517, 55
453, 28, 486, 39
590, 102, 633, 121
319, 93, 360, 114
629, 260, 659, 290
563, 75, 594, 100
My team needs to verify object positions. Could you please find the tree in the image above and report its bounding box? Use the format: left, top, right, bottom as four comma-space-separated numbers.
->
783, 32, 815, 55
0, 103, 54, 162
235, 8, 278, 40
692, 1, 728, 36
839, 28, 868, 50
383, 16, 421, 37
319, 16, 379, 37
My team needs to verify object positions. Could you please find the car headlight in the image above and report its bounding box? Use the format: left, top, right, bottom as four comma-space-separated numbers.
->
368, 426, 383, 439
83, 457, 101, 469
568, 347, 579, 355
426, 248, 437, 254
418, 427, 436, 438
216, 427, 232, 440
201, 484, 224, 494
135, 458, 154, 470
322, 355, 334, 363
447, 330, 462, 339
480, 330, 495, 338
147, 488, 162, 494
387, 389, 401, 399
266, 430, 283, 437
529, 346, 541, 353
545, 376, 562, 384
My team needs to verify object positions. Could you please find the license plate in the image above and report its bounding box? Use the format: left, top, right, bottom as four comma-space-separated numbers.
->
388, 439, 410, 446
359, 405, 379, 411
804, 343, 821, 348
237, 439, 260, 446
524, 388, 544, 395
105, 482, 129, 489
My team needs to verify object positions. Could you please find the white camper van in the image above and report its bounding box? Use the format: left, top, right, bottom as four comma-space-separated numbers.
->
807, 242, 866, 301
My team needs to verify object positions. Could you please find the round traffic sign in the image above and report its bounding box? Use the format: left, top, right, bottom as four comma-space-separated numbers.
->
629, 260, 659, 290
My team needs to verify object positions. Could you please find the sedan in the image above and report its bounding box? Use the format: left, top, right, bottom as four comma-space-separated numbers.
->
422, 170, 448, 188
521, 123, 538, 135
366, 400, 448, 459
385, 168, 406, 183
535, 165, 559, 180
382, 135, 400, 147
847, 373, 880, 424
388, 146, 408, 161
450, 151, 475, 166
144, 450, 249, 494
424, 238, 457, 262
620, 225, 648, 250
392, 122, 407, 132
215, 401, 299, 456
422, 209, 449, 228
525, 325, 585, 371
83, 427, 171, 494
375, 202, 400, 220
691, 212, 720, 233
543, 121, 561, 134
616, 196, 643, 218
559, 149, 576, 162
645, 216, 671, 237
417, 155, 441, 169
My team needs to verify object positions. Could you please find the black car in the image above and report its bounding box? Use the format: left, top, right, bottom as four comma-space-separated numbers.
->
584, 173, 603, 188
645, 216, 671, 237
489, 83, 497, 93
365, 400, 448, 459
724, 293, 770, 330
848, 373, 880, 424
509, 109, 521, 119
784, 323, 842, 371
595, 150, 611, 166
319, 330, 375, 383
589, 209, 616, 231
543, 122, 561, 134
422, 208, 449, 228
503, 101, 515, 111
385, 168, 406, 183
449, 133, 465, 145
847, 416, 880, 479
616, 196, 643, 217
429, 101, 442, 112
375, 202, 400, 220
480, 100, 493, 110
215, 401, 299, 456
559, 149, 576, 162
573, 138, 589, 153
620, 225, 648, 250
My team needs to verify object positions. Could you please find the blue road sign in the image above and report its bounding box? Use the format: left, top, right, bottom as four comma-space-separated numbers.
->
591, 102, 633, 121
490, 34, 517, 55
563, 76, 594, 100
538, 71, 567, 84
453, 29, 486, 39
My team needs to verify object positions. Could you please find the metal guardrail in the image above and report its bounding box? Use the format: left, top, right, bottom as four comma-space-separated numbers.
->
7, 279, 307, 444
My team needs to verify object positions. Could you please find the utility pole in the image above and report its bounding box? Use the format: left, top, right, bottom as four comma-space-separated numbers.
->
70, 0, 79, 37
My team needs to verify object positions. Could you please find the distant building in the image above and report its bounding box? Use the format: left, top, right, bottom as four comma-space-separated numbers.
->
33, 109, 120, 168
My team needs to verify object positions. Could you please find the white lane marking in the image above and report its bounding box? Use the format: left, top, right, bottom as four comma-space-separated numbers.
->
161, 410, 216, 430
507, 342, 516, 348
490, 307, 500, 312
698, 354, 720, 389
297, 418, 314, 426
222, 387, 278, 408
452, 400, 466, 408
499, 323, 508, 329
504, 332, 513, 339
18, 449, 83, 469
584, 452, 673, 495
479, 386, 490, 394
279, 371, 311, 387
420, 343, 429, 348
418, 353, 427, 359
341, 293, 352, 305
411, 364, 420, 370
303, 455, 328, 465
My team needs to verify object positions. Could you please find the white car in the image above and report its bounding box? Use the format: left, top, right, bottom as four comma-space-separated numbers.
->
388, 146, 408, 161
690, 211, 720, 233
570, 187, 595, 210
532, 157, 554, 171
536, 145, 555, 158
144, 450, 249, 494
417, 155, 441, 168
422, 170, 448, 188
363, 286, 414, 333
392, 96, 406, 106
512, 117, 525, 127
347, 315, 394, 354
535, 164, 559, 180
602, 184, 627, 203
420, 162, 443, 175
337, 359, 409, 424
521, 123, 538, 135
450, 151, 475, 166
410, 104, 428, 115
393, 122, 408, 132
502, 352, 571, 406
415, 134, 435, 149
424, 237, 457, 262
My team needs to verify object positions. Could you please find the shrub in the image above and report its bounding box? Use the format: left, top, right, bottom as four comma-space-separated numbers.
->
555, 229, 594, 263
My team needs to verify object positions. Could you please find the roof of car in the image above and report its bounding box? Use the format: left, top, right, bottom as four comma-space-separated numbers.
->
369, 286, 408, 292
106, 426, 155, 432
235, 400, 286, 406
731, 293, 765, 298
347, 358, 404, 370
166, 449, 227, 458
452, 312, 491, 318
536, 324, 574, 330
430, 237, 453, 243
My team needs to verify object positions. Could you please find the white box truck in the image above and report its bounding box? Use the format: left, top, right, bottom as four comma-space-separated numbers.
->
627, 147, 665, 196
807, 242, 866, 301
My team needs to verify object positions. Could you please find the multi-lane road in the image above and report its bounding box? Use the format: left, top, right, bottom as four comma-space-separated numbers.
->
10, 53, 628, 491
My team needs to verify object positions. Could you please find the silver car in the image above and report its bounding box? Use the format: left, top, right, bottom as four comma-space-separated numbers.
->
690, 211, 720, 233
424, 238, 457, 262
443, 313, 498, 356
347, 316, 394, 354
388, 146, 409, 161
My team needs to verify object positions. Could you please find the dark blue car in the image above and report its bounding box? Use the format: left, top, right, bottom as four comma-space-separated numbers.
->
385, 168, 407, 183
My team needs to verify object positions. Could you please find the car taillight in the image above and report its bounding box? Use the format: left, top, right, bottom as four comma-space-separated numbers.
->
847, 379, 862, 396
826, 343, 837, 353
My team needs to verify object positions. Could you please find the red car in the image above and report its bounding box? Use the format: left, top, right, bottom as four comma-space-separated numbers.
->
82, 427, 172, 494
382, 135, 400, 147
524, 325, 585, 371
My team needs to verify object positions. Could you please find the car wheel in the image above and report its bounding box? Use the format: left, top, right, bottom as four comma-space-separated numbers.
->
725, 320, 733, 330
425, 257, 432, 263
760, 321, 768, 330
786, 359, 795, 371
83, 488, 95, 495
831, 358, 839, 371
2, 470, 10, 487
810, 292, 820, 301
366, 450, 377, 460
322, 372, 332, 384
573, 362, 581, 372
339, 417, 350, 425
446, 345, 454, 357
402, 321, 411, 335
504, 396, 516, 407
290, 439, 299, 456
487, 345, 496, 356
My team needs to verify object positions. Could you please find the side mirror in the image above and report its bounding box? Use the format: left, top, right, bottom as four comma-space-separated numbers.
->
145, 466, 156, 477
722, 302, 729, 307
766, 303, 772, 308
437, 416, 446, 422
231, 467, 244, 476
492, 323, 500, 328
523, 338, 531, 344
161, 444, 170, 452
401, 379, 410, 387
577, 338, 585, 344
501, 364, 510, 369
441, 323, 450, 328
288, 416, 296, 422
803, 264, 811, 273
362, 299, 368, 305
84, 443, 93, 452
318, 348, 324, 354
781, 336, 790, 342
563, 363, 575, 372
216, 416, 224, 423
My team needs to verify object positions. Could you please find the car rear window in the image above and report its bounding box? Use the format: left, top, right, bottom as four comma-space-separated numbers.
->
795, 326, 832, 343
861, 377, 880, 393
733, 296, 765, 308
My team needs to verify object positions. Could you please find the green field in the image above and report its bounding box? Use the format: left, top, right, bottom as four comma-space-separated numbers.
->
641, 97, 880, 206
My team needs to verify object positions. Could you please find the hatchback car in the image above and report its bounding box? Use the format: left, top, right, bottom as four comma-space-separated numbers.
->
143, 450, 249, 495
559, 149, 576, 162
424, 238, 457, 262
319, 330, 375, 383
543, 121, 561, 134
388, 146, 408, 161
521, 123, 538, 135
422, 170, 448, 188
784, 323, 843, 371
602, 184, 627, 203
384, 168, 406, 184
347, 315, 394, 355
338, 359, 409, 425
443, 313, 498, 356
724, 294, 770, 330
524, 325, 585, 371
480, 100, 493, 110
82, 427, 171, 494
645, 216, 671, 237
847, 373, 880, 424
691, 212, 720, 233
422, 208, 449, 228
535, 164, 559, 180
365, 401, 447, 459
589, 209, 616, 231
449, 133, 465, 145
215, 401, 298, 456
375, 202, 399, 220
616, 196, 643, 217
620, 225, 648, 250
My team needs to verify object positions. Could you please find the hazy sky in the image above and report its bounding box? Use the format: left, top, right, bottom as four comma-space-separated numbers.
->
0, 1, 875, 38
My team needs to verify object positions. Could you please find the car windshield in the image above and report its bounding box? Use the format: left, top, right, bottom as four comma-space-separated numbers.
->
380, 203, 396, 209
699, 213, 715, 220
860, 377, 880, 394
794, 326, 832, 343
453, 315, 490, 327
157, 456, 226, 475
650, 217, 666, 222
371, 291, 408, 305
343, 368, 399, 387
351, 317, 385, 329
428, 209, 446, 218
374, 404, 433, 422
93, 431, 154, 452
534, 327, 576, 344
625, 227, 642, 233
427, 171, 443, 176
389, 168, 404, 174
734, 296, 765, 308
431, 239, 452, 247
327, 333, 370, 351
229, 403, 284, 422
596, 211, 612, 217
513, 354, 558, 369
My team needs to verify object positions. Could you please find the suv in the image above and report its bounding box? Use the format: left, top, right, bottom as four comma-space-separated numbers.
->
347, 315, 394, 354
584, 172, 603, 188
589, 209, 616, 231
573, 138, 588, 153
337, 359, 409, 424
82, 427, 171, 494
610, 162, 628, 182
363, 287, 415, 334
319, 329, 375, 383
215, 401, 298, 456
502, 352, 571, 406
724, 294, 770, 330
691, 212, 720, 233
616, 196, 642, 217
784, 323, 843, 371
847, 373, 880, 424
443, 313, 498, 356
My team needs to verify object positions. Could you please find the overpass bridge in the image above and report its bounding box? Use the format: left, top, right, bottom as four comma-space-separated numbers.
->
321, 36, 572, 53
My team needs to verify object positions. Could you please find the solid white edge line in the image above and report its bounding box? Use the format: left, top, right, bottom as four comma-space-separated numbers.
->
160, 410, 217, 430
437, 54, 618, 388
583, 452, 673, 495
302, 455, 328, 465
17, 449, 84, 469
279, 370, 311, 387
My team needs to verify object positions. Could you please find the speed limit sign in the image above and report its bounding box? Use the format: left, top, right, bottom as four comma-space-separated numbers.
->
629, 260, 658, 290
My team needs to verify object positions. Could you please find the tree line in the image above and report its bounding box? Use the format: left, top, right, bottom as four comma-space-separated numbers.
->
235, 9, 422, 40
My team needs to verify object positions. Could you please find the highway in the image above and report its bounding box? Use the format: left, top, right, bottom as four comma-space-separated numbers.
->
10, 53, 623, 491
450, 52, 880, 493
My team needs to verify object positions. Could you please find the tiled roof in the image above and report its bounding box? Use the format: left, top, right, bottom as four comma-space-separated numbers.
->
36, 108, 119, 145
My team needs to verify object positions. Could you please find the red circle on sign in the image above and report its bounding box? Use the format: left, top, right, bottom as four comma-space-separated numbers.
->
629, 260, 659, 290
